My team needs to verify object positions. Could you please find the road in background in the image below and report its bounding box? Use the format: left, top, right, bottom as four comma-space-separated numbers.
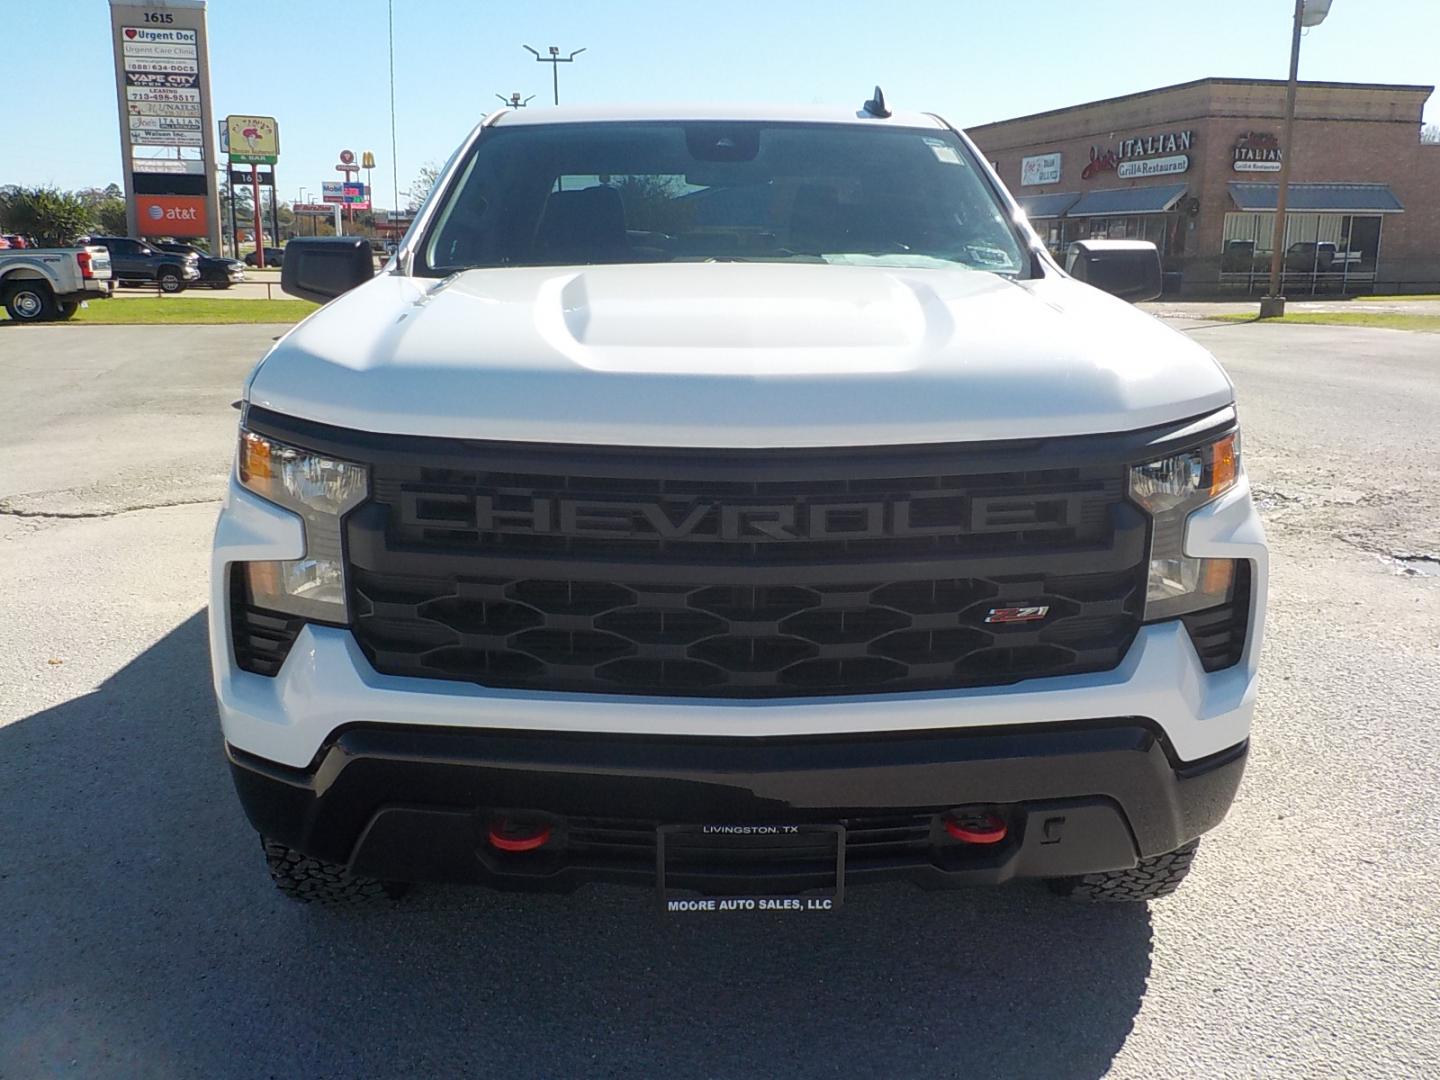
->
1, 321, 1436, 1079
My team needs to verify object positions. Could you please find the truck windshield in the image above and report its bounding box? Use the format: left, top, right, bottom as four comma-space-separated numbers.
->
418, 121, 1029, 277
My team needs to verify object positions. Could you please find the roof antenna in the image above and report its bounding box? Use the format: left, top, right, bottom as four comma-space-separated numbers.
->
862, 86, 891, 118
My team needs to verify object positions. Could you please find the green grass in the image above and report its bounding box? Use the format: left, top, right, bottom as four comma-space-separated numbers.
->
1361, 294, 1440, 302
3, 297, 318, 325
1209, 311, 1440, 333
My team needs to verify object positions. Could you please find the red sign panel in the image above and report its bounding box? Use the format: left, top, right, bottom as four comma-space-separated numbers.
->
136, 194, 208, 236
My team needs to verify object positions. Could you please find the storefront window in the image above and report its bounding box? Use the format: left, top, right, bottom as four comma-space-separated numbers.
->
1220, 211, 1383, 291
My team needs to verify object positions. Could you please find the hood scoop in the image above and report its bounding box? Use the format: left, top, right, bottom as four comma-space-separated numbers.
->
529, 266, 941, 373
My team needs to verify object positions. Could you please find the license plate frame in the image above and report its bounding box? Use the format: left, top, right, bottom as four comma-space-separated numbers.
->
656, 823, 845, 914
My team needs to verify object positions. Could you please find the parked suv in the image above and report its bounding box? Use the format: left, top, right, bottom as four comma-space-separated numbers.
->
154, 241, 246, 289
86, 236, 199, 292
212, 100, 1266, 909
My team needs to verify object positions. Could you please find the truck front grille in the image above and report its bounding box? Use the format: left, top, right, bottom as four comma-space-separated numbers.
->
294, 428, 1157, 698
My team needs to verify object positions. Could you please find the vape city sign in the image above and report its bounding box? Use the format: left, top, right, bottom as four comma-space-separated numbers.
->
1083, 129, 1194, 181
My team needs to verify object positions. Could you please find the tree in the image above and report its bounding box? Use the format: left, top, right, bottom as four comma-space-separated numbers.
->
0, 186, 96, 246
1422, 123, 1440, 144
95, 198, 128, 235
406, 162, 441, 211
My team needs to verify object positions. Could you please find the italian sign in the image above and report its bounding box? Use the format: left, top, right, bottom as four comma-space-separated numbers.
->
226, 115, 279, 164
1084, 129, 1194, 181
1117, 155, 1189, 179
1020, 153, 1062, 186
1233, 131, 1283, 173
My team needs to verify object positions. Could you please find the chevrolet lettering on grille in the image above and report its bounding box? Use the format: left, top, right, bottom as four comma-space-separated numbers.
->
398, 492, 1084, 542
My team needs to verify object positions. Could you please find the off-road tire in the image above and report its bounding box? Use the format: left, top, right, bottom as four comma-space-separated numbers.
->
4, 281, 57, 322
158, 268, 184, 293
261, 837, 407, 906
1048, 839, 1200, 902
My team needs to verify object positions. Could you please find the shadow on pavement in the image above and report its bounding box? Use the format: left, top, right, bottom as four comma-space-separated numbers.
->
0, 613, 1153, 1080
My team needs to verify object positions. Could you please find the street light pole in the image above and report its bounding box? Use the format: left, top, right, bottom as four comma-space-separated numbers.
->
523, 45, 585, 106
495, 92, 535, 109
1260, 0, 1332, 318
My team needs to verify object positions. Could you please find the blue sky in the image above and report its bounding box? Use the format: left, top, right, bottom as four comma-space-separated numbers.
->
3, 0, 1436, 210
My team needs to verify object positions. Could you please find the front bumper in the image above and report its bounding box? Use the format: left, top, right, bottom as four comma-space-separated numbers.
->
209, 471, 1266, 769
228, 721, 1247, 890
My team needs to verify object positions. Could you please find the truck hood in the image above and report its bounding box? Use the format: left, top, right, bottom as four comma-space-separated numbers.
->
248, 263, 1233, 447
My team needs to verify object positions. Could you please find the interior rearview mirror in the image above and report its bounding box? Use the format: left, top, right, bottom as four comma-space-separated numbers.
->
281, 236, 375, 304
1064, 239, 1164, 303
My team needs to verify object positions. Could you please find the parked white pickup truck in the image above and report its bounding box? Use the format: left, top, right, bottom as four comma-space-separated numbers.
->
0, 245, 113, 321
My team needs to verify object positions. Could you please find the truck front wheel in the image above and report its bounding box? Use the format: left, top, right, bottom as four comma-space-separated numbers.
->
4, 282, 58, 322
260, 837, 408, 906
158, 269, 184, 293
1047, 839, 1200, 902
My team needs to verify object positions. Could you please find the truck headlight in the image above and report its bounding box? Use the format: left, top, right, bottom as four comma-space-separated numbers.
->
236, 427, 368, 621
1129, 431, 1240, 621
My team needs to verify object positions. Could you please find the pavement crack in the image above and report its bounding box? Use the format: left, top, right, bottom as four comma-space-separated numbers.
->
0, 496, 220, 521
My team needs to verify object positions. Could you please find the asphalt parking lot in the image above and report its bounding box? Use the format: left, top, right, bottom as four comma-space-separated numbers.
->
1, 318, 1437, 1078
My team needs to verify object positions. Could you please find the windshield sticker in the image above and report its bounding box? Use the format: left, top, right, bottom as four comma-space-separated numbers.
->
925, 138, 962, 165
965, 243, 1014, 268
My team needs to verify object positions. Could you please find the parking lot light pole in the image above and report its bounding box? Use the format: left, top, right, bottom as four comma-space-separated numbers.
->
523, 45, 585, 106
1260, 0, 1333, 318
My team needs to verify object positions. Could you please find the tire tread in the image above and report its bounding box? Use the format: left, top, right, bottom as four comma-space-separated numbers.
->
1049, 839, 1200, 902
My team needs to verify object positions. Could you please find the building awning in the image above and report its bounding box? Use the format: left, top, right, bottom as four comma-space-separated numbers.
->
1227, 182, 1404, 213
1067, 183, 1189, 217
1016, 191, 1080, 219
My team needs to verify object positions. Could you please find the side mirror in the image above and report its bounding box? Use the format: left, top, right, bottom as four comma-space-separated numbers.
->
280, 236, 375, 303
1064, 239, 1163, 303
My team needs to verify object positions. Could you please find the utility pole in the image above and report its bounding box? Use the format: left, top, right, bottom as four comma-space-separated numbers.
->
1260, 0, 1334, 318
495, 92, 535, 109
523, 45, 585, 106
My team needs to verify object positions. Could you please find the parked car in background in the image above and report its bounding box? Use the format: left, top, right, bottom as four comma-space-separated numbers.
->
0, 234, 31, 249
84, 236, 200, 292
0, 244, 113, 321
154, 241, 246, 289
244, 246, 285, 268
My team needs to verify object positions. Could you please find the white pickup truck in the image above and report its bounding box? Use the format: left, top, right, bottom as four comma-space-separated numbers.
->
0, 245, 113, 321
213, 97, 1267, 909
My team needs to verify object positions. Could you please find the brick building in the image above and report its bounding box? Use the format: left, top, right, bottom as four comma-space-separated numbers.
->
968, 78, 1440, 294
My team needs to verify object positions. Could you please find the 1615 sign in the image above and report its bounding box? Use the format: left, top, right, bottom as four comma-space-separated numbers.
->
1233, 131, 1282, 172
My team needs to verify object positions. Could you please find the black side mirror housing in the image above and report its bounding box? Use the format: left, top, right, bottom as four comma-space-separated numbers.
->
280, 236, 375, 303
1064, 239, 1164, 303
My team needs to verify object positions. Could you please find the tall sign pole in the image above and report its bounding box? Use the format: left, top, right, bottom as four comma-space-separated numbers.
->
226, 115, 280, 266
108, 0, 221, 251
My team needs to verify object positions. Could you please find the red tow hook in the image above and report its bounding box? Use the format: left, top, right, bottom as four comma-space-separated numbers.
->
487, 817, 553, 853
943, 811, 1008, 845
